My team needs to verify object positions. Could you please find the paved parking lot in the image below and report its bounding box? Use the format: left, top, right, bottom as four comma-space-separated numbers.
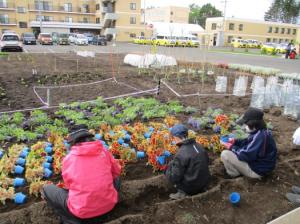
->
22, 43, 300, 73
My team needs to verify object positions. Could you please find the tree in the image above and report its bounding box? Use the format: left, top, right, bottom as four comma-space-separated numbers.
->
189, 3, 223, 28
264, 0, 300, 24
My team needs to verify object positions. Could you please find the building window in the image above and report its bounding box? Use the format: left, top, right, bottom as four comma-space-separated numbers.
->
0, 0, 7, 8
285, 39, 289, 42
287, 28, 291, 34
130, 3, 136, 10
227, 36, 233, 43
211, 23, 217, 30
17, 7, 26, 13
170, 20, 173, 23
238, 24, 243, 31
65, 17, 72, 23
82, 4, 89, 13
83, 17, 88, 23
141, 32, 145, 36
19, 22, 27, 28
96, 4, 100, 10
293, 29, 296, 35
130, 17, 136, 24
229, 23, 235, 30
64, 3, 72, 12
266, 38, 271, 42
36, 15, 52, 22
170, 11, 173, 15
130, 33, 136, 38
35, 1, 51, 11
273, 38, 277, 43
268, 27, 272, 33
281, 28, 285, 34
275, 27, 279, 33
279, 39, 283, 43
0, 14, 8, 24
96, 17, 100, 24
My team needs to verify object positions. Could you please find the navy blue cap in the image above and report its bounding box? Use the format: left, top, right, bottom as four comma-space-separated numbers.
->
170, 124, 188, 138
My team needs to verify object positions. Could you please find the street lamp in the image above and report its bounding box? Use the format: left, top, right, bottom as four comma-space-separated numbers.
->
38, 0, 42, 33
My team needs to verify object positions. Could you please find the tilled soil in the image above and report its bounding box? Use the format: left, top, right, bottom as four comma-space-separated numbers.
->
0, 54, 299, 224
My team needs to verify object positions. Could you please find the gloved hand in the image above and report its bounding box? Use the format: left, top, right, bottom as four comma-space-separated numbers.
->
221, 138, 235, 150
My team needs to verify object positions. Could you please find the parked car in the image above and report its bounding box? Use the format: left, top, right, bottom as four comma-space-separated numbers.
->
231, 38, 247, 48
0, 32, 23, 52
276, 43, 290, 54
21, 32, 36, 45
261, 43, 276, 54
245, 39, 261, 48
69, 33, 77, 44
74, 34, 88, 45
188, 36, 200, 47
51, 32, 59, 44
56, 33, 70, 45
38, 33, 53, 45
83, 33, 95, 44
91, 35, 107, 46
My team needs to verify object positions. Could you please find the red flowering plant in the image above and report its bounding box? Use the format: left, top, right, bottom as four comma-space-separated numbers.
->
214, 114, 230, 135
48, 133, 67, 175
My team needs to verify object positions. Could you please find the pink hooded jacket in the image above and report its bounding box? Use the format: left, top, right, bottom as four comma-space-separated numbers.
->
62, 141, 121, 219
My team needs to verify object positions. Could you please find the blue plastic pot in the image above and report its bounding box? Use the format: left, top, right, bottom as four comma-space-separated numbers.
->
157, 156, 166, 165
149, 127, 155, 132
137, 151, 145, 159
144, 132, 152, 139
16, 158, 26, 166
45, 156, 53, 163
229, 192, 241, 206
44, 168, 52, 178
163, 150, 171, 157
45, 146, 53, 154
95, 133, 102, 140
122, 130, 128, 135
221, 136, 229, 143
13, 178, 25, 187
122, 143, 129, 148
43, 162, 52, 169
109, 130, 115, 136
19, 149, 29, 158
0, 150, 3, 159
23, 146, 30, 151
46, 142, 52, 147
14, 165, 24, 174
124, 134, 131, 141
15, 192, 27, 204
118, 138, 124, 145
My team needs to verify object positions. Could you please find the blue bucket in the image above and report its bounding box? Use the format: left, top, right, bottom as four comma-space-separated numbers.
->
221, 136, 229, 143
229, 192, 241, 206
124, 134, 131, 141
0, 150, 3, 159
14, 165, 24, 174
43, 162, 52, 169
137, 151, 145, 159
45, 146, 53, 154
122, 143, 129, 148
13, 178, 25, 187
46, 142, 52, 147
19, 149, 29, 158
44, 168, 52, 178
16, 158, 26, 166
46, 156, 53, 163
15, 192, 27, 204
118, 138, 124, 145
157, 156, 166, 165
144, 132, 152, 139
95, 133, 102, 140
149, 127, 155, 132
163, 150, 171, 157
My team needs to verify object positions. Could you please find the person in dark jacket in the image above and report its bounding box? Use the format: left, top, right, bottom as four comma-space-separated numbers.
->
221, 108, 277, 178
165, 124, 210, 200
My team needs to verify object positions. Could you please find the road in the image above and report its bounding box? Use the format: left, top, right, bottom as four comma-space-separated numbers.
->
22, 43, 300, 73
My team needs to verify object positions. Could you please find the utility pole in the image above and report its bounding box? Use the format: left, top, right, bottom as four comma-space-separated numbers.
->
39, 0, 42, 33
222, 0, 227, 31
143, 0, 146, 37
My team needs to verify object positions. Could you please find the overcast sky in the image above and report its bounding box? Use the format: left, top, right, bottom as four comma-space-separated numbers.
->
142, 0, 273, 21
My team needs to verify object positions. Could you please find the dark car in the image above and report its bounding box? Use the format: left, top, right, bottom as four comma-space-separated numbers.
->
91, 36, 107, 46
21, 32, 36, 45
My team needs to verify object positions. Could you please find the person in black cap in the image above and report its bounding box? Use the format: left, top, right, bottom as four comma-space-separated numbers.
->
165, 124, 210, 200
221, 108, 277, 179
42, 124, 121, 224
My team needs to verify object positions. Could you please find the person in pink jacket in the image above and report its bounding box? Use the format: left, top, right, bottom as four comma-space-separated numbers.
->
42, 125, 121, 224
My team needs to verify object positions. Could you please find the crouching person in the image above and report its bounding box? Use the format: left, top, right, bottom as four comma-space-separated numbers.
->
165, 124, 210, 200
42, 125, 121, 224
221, 108, 277, 179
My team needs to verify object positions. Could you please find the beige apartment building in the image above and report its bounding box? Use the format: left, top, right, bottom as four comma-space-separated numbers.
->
0, 0, 147, 41
204, 17, 300, 46
144, 6, 189, 24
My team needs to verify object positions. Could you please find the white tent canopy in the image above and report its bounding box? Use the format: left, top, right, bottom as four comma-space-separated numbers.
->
148, 22, 204, 37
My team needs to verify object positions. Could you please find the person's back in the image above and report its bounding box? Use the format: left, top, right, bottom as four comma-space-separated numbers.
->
175, 139, 210, 194
63, 141, 120, 219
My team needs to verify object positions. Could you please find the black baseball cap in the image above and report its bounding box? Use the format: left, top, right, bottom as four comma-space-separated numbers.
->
236, 108, 264, 125
67, 124, 94, 144
170, 124, 188, 138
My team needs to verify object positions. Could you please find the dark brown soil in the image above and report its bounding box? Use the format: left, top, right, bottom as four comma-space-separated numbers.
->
0, 53, 299, 224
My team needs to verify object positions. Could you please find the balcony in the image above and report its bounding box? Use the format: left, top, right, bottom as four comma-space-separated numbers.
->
30, 20, 102, 30
0, 2, 15, 10
0, 18, 17, 25
102, 13, 118, 27
28, 5, 95, 14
